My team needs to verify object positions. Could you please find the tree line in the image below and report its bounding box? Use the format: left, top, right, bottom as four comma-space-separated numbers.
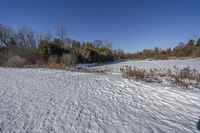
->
1, 23, 200, 68
122, 39, 200, 60
0, 24, 114, 67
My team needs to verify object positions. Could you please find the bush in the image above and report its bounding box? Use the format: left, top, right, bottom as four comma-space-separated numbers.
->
0, 45, 36, 66
97, 47, 114, 62
37, 40, 51, 60
120, 66, 200, 89
169, 66, 198, 88
48, 55, 60, 64
172, 76, 189, 88
0, 52, 9, 65
3, 55, 28, 68
120, 66, 146, 80
197, 74, 200, 86
8, 45, 36, 63
62, 54, 77, 66
193, 48, 200, 57
120, 66, 162, 83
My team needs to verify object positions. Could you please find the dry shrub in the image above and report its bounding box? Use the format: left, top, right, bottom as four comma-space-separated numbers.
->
170, 67, 199, 88
46, 63, 66, 69
180, 67, 190, 80
48, 55, 59, 64
78, 67, 106, 74
120, 65, 200, 89
34, 56, 66, 69
0, 45, 37, 66
0, 52, 8, 65
153, 54, 168, 60
197, 74, 200, 85
192, 48, 200, 57
120, 66, 161, 83
62, 54, 77, 66
8, 45, 36, 64
35, 58, 47, 67
3, 55, 28, 68
171, 76, 189, 88
120, 66, 147, 80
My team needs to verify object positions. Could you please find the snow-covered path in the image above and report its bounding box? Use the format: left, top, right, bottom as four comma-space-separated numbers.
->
0, 68, 200, 133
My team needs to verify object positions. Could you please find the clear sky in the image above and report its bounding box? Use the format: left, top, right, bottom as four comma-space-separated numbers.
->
1, 0, 200, 52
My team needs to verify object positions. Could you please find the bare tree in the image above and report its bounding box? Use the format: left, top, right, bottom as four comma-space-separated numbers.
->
17, 26, 36, 47
0, 24, 14, 48
93, 40, 103, 48
44, 31, 53, 41
113, 48, 125, 59
104, 40, 113, 50
93, 40, 112, 50
56, 24, 67, 44
36, 31, 52, 45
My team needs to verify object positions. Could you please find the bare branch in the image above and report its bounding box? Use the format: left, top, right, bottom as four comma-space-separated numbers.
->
56, 24, 67, 43
0, 24, 14, 47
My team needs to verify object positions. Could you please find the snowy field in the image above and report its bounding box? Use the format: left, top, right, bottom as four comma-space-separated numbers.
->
0, 60, 200, 133
87, 59, 200, 73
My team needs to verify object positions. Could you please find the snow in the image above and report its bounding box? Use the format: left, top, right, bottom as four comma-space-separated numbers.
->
0, 64, 200, 132
88, 59, 200, 73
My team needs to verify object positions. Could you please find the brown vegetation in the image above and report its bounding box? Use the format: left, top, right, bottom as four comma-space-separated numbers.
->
0, 24, 114, 68
115, 39, 200, 60
120, 66, 200, 89
3, 55, 28, 68
1, 23, 200, 70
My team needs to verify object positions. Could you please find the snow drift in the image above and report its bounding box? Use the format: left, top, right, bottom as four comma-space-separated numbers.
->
0, 66, 200, 133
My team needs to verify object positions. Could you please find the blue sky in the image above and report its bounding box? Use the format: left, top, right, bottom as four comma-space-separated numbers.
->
1, 0, 200, 52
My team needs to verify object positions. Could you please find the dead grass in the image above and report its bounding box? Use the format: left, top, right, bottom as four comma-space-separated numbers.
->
120, 66, 200, 89
77, 67, 110, 74
62, 54, 77, 66
3, 55, 29, 68
120, 66, 162, 83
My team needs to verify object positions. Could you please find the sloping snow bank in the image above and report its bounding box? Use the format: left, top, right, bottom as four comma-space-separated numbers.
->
0, 68, 200, 133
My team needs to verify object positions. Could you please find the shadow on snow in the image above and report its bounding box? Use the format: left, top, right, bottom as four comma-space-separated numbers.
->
197, 117, 200, 131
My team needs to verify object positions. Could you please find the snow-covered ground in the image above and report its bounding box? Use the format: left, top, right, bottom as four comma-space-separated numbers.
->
0, 63, 200, 132
87, 59, 200, 73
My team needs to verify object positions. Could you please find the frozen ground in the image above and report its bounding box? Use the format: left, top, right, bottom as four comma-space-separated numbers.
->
0, 65, 200, 132
87, 59, 200, 73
